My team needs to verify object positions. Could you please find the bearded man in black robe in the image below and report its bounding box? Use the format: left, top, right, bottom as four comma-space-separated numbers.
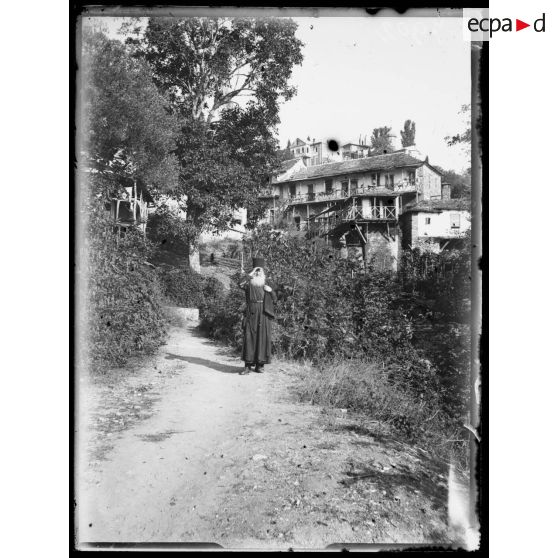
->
239, 257, 277, 375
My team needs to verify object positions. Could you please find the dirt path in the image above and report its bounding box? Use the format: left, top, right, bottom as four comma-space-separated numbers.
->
77, 319, 469, 550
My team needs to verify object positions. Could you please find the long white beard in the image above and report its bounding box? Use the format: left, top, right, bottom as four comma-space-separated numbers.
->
250, 274, 265, 287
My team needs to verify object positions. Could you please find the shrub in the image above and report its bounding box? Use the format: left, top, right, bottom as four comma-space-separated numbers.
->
157, 266, 204, 307
156, 265, 225, 309
199, 273, 244, 345
81, 177, 169, 370
147, 203, 196, 254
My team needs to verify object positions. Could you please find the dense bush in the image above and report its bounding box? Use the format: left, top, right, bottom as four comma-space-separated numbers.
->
157, 266, 204, 307
147, 204, 195, 254
398, 239, 472, 428
157, 265, 225, 309
199, 276, 245, 345
81, 177, 169, 370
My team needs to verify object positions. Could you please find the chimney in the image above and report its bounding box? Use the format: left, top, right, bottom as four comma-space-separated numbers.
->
441, 182, 451, 201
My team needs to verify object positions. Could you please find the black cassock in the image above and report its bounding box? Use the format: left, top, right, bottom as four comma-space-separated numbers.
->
242, 283, 276, 365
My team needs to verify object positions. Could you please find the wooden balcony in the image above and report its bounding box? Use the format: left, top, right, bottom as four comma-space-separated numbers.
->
303, 204, 398, 239
340, 205, 397, 221
283, 181, 419, 205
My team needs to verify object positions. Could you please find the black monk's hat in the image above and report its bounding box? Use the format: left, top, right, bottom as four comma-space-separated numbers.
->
252, 257, 266, 270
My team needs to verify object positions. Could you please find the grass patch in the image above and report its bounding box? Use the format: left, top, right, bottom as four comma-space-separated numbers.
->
294, 358, 470, 471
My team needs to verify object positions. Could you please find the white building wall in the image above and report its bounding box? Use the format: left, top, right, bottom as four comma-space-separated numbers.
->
417, 210, 471, 238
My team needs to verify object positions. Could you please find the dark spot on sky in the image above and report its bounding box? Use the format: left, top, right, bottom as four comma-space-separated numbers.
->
327, 139, 339, 152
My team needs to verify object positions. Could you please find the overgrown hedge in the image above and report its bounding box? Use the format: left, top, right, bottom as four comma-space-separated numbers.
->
82, 188, 169, 370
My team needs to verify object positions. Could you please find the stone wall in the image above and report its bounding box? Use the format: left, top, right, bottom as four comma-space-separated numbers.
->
420, 164, 442, 199
365, 225, 400, 271
399, 212, 417, 250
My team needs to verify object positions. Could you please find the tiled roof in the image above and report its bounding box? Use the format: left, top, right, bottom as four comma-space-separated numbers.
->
404, 199, 471, 213
342, 143, 370, 148
273, 152, 426, 184
279, 158, 300, 172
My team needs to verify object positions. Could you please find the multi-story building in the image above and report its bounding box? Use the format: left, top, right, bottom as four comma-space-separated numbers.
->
287, 137, 342, 166
258, 149, 470, 269
341, 142, 370, 160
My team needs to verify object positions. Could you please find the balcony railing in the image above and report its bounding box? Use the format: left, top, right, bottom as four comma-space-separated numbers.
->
302, 205, 398, 239
277, 181, 419, 204
341, 205, 397, 221
393, 180, 418, 192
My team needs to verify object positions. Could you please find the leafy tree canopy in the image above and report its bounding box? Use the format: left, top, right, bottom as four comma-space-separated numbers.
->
127, 17, 303, 125
125, 17, 304, 234
80, 28, 180, 198
400, 119, 416, 148
369, 126, 395, 155
433, 165, 471, 199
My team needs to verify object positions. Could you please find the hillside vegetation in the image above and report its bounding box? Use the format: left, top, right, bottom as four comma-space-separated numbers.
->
200, 227, 472, 468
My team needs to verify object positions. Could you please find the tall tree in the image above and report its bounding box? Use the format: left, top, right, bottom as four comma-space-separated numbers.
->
370, 126, 395, 155
80, 28, 180, 198
400, 119, 416, 147
433, 166, 471, 199
126, 17, 304, 234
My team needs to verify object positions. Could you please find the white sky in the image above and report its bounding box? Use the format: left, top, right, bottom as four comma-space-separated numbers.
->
281, 17, 471, 171
85, 14, 471, 172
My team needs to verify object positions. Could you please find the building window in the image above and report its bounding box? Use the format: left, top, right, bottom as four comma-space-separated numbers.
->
350, 179, 358, 195
289, 184, 296, 198
450, 213, 460, 228
371, 172, 380, 187
341, 181, 349, 195
307, 184, 314, 201
425, 217, 431, 225
325, 179, 333, 194
385, 174, 395, 188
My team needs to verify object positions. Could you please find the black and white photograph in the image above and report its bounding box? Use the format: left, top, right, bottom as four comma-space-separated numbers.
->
74, 7, 482, 551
